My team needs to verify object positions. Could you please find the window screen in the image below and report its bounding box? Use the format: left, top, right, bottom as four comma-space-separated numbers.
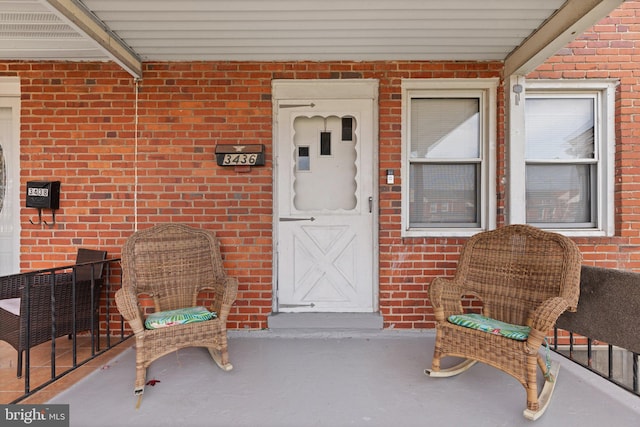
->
409, 98, 481, 228
525, 97, 596, 227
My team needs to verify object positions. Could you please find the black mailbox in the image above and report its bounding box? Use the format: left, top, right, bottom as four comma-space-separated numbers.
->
26, 181, 60, 209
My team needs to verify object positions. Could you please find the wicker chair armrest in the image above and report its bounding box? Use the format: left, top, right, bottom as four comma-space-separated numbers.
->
1, 273, 70, 299
200, 276, 238, 321
222, 276, 238, 305
529, 296, 571, 335
429, 277, 468, 322
30, 272, 74, 285
115, 288, 145, 333
0, 274, 24, 299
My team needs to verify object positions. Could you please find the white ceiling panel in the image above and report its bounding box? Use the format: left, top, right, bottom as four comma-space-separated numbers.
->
0, 0, 106, 59
84, 0, 563, 61
0, 0, 627, 78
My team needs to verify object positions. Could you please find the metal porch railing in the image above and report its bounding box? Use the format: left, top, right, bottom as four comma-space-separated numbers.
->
0, 258, 132, 403
553, 328, 639, 397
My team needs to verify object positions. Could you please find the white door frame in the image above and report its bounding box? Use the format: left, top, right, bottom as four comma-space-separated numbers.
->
272, 79, 380, 313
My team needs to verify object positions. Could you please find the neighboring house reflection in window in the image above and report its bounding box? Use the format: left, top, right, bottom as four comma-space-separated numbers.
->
510, 79, 616, 236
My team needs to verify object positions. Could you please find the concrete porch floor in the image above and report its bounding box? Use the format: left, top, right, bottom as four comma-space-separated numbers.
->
41, 329, 640, 427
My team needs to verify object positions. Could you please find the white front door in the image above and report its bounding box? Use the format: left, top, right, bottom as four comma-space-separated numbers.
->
274, 80, 378, 313
0, 78, 21, 275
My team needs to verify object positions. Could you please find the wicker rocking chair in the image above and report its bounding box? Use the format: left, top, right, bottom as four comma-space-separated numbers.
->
425, 224, 582, 420
115, 224, 238, 401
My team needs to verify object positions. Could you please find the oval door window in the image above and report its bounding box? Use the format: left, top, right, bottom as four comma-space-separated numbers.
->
292, 115, 357, 211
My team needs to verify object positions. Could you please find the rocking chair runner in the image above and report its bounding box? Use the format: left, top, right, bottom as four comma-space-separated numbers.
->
115, 223, 238, 398
425, 224, 582, 420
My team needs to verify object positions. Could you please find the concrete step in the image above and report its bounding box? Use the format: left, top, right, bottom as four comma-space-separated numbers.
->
267, 312, 383, 330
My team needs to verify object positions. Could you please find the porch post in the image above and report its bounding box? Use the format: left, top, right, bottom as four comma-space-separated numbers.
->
505, 74, 527, 225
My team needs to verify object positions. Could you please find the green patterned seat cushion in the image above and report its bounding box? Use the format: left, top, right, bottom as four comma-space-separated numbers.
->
447, 313, 530, 341
145, 306, 217, 330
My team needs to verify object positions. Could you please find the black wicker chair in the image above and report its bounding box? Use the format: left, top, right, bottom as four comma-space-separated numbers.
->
0, 248, 107, 377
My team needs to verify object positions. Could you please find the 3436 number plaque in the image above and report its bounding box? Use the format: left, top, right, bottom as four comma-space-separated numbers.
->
215, 144, 265, 167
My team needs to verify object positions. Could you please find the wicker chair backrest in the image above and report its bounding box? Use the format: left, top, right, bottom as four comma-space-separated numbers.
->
74, 248, 107, 282
122, 224, 226, 312
454, 224, 582, 325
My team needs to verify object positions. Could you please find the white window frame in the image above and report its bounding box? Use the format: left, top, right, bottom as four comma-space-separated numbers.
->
401, 79, 497, 237
508, 78, 616, 236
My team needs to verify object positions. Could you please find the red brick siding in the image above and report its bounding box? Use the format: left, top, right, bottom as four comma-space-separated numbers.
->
1, 61, 504, 330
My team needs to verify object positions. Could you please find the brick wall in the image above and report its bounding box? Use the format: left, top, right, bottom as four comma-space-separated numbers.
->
1, 60, 504, 330
2, 2, 640, 331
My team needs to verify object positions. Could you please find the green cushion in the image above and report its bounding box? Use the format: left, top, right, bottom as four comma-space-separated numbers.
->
145, 306, 217, 330
447, 313, 530, 341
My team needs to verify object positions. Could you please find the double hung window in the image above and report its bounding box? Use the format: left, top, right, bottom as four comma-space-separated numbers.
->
402, 79, 497, 237
511, 80, 615, 235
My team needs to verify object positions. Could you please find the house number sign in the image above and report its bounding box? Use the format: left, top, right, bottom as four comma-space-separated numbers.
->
215, 144, 266, 167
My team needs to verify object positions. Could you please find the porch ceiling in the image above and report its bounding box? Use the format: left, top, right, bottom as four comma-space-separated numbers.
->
0, 0, 626, 78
